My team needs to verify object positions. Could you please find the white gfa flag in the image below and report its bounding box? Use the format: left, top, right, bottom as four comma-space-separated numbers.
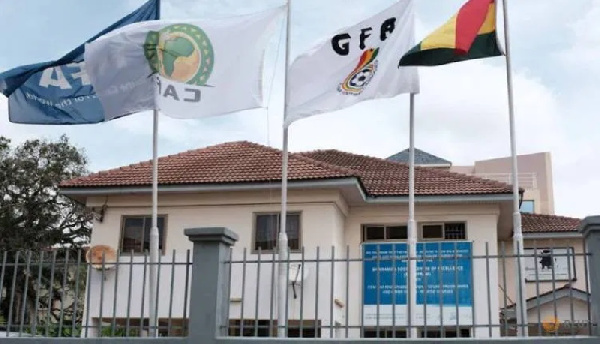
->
285, 0, 419, 126
84, 7, 284, 120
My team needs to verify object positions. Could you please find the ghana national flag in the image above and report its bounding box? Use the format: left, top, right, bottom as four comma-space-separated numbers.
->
398, 0, 503, 67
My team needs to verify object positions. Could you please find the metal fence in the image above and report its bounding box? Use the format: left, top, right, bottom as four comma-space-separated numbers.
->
1, 220, 600, 344
224, 241, 594, 339
0, 249, 192, 338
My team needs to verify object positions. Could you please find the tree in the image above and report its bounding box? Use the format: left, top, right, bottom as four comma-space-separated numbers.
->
0, 135, 92, 335
0, 134, 91, 251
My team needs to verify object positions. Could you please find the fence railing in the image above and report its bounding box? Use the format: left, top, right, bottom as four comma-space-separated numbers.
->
1, 218, 600, 343
0, 249, 192, 338
223, 242, 594, 339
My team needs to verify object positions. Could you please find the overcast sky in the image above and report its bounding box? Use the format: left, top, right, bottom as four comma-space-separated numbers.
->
0, 0, 598, 219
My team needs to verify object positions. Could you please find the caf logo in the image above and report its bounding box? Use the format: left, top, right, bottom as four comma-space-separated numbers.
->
144, 24, 214, 86
338, 48, 379, 96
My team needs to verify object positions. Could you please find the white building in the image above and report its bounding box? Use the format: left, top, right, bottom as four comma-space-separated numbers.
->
60, 141, 586, 338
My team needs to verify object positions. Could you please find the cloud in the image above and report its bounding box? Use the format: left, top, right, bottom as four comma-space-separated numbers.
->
285, 61, 565, 162
1, 0, 597, 219
558, 0, 600, 77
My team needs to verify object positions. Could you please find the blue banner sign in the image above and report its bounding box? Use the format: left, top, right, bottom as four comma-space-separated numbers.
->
362, 241, 473, 326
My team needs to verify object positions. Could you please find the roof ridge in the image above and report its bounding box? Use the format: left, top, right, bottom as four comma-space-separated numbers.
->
304, 149, 516, 188
293, 151, 361, 176
301, 149, 521, 194
301, 148, 408, 166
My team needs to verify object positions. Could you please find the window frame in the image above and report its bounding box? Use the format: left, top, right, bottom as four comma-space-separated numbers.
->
362, 327, 407, 338
228, 319, 320, 338
119, 214, 168, 255
362, 222, 467, 242
362, 224, 409, 242
520, 200, 535, 214
252, 211, 302, 254
419, 222, 467, 241
420, 223, 445, 240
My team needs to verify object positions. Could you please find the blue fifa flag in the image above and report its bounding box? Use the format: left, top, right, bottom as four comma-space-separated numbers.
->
0, 0, 159, 125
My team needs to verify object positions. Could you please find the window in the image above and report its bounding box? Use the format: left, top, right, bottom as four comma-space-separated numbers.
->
362, 225, 408, 242
444, 223, 467, 240
93, 317, 188, 337
422, 224, 443, 239
520, 200, 535, 214
362, 223, 465, 242
229, 320, 274, 337
362, 327, 470, 338
420, 327, 471, 338
286, 320, 321, 338
254, 213, 300, 252
228, 320, 320, 337
120, 216, 166, 254
420, 222, 466, 241
363, 328, 407, 338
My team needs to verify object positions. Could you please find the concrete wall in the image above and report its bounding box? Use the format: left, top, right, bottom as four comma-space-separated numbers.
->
451, 152, 555, 215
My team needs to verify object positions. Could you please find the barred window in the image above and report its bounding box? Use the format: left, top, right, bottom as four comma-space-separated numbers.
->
420, 223, 466, 240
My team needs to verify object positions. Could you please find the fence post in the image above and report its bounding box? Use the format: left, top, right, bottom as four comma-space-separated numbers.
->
185, 227, 238, 344
579, 216, 600, 336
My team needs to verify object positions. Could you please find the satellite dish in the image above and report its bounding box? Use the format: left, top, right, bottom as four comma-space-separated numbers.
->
288, 264, 309, 284
86, 245, 117, 270
288, 264, 309, 299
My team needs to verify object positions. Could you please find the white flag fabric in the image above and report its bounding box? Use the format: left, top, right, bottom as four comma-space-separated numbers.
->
84, 7, 284, 120
285, 0, 419, 126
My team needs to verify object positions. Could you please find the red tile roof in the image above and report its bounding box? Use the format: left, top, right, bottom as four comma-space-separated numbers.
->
60, 141, 514, 197
522, 213, 581, 233
300, 149, 515, 196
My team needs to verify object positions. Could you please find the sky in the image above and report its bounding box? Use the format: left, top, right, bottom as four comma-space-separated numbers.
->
0, 0, 598, 219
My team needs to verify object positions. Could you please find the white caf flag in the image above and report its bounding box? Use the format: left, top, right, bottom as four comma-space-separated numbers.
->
84, 7, 284, 120
285, 0, 419, 126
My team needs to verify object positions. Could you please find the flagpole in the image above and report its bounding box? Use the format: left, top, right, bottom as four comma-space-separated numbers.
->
501, 0, 528, 337
278, 0, 292, 338
407, 93, 418, 338
148, 108, 160, 338
149, 1, 161, 338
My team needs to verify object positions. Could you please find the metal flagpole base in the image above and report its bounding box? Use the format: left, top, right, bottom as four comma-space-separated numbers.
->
408, 219, 418, 339
277, 231, 289, 338
512, 212, 528, 337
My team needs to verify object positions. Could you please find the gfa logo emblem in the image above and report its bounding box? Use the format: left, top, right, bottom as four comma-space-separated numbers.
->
338, 48, 379, 96
144, 24, 214, 102
331, 15, 395, 96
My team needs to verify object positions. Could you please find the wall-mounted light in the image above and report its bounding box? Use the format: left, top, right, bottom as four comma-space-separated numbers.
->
92, 200, 108, 222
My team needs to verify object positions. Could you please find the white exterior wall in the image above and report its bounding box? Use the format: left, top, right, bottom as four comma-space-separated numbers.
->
529, 297, 590, 324
343, 203, 501, 338
499, 238, 587, 302
84, 189, 347, 337
83, 190, 502, 338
